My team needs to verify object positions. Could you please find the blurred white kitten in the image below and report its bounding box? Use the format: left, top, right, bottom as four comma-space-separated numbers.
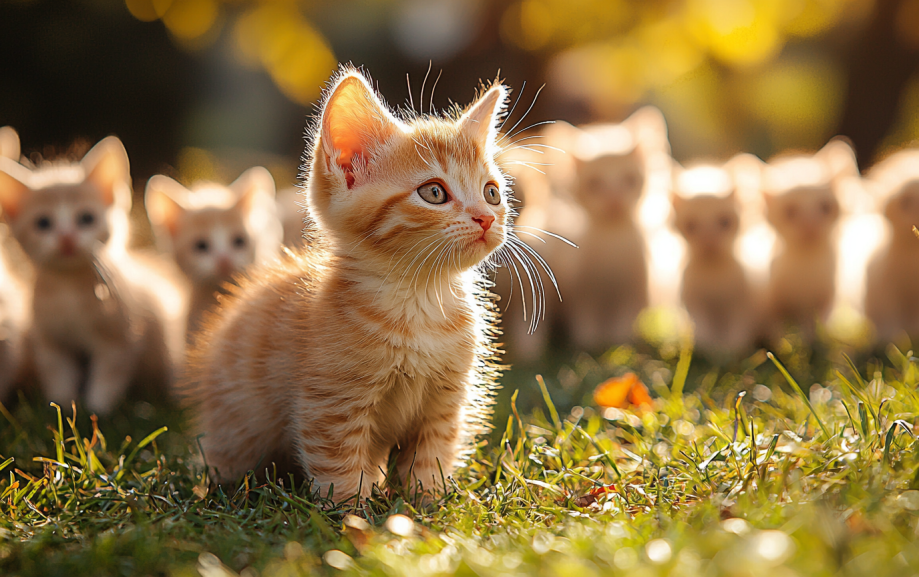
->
0, 137, 185, 414
500, 107, 670, 359
671, 155, 760, 360
145, 168, 282, 336
761, 138, 858, 343
864, 149, 919, 343
275, 186, 308, 249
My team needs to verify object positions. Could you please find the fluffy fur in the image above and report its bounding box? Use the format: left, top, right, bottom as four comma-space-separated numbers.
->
762, 138, 857, 342
184, 68, 509, 502
145, 168, 282, 335
0, 137, 185, 415
864, 149, 919, 342
671, 158, 757, 359
0, 127, 28, 399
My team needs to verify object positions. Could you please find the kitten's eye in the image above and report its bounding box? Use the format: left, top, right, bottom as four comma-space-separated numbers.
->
484, 183, 501, 206
718, 215, 733, 230
785, 205, 797, 220
417, 182, 448, 204
77, 211, 95, 227
684, 219, 697, 235
194, 239, 210, 253
820, 200, 834, 216
35, 215, 52, 231
232, 235, 247, 248
623, 173, 639, 189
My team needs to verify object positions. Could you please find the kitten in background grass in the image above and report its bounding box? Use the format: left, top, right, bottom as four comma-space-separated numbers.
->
864, 149, 919, 343
762, 138, 857, 344
0, 137, 185, 415
671, 157, 759, 360
145, 168, 282, 335
185, 68, 511, 502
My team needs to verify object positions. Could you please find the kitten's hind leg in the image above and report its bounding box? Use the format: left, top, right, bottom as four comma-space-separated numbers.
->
33, 337, 82, 409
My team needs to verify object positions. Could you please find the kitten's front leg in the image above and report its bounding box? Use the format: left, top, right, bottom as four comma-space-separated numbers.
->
295, 414, 389, 503
85, 342, 138, 415
33, 337, 81, 408
395, 395, 464, 495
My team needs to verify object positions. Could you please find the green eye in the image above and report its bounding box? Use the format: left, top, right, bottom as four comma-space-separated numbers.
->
418, 182, 448, 204
484, 183, 501, 205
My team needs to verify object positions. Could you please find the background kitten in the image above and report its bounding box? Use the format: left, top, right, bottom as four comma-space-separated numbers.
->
864, 149, 919, 343
671, 157, 758, 360
762, 138, 858, 343
0, 137, 185, 415
186, 69, 508, 501
145, 168, 282, 335
499, 108, 670, 360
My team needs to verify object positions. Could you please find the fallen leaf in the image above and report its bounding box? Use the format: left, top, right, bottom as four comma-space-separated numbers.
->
594, 373, 653, 410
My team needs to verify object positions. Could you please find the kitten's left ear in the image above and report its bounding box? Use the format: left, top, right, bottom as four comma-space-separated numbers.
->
0, 158, 31, 220
817, 137, 859, 180
82, 136, 131, 208
459, 84, 508, 147
230, 166, 276, 212
145, 176, 189, 238
320, 72, 403, 187
622, 106, 669, 155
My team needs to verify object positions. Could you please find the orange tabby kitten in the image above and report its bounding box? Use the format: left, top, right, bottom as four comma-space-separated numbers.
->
0, 137, 185, 414
762, 138, 857, 342
671, 160, 756, 359
185, 69, 508, 501
864, 149, 919, 342
145, 168, 282, 334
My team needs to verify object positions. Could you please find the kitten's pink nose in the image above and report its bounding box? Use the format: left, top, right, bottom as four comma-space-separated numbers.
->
59, 235, 76, 256
217, 256, 233, 276
472, 214, 495, 232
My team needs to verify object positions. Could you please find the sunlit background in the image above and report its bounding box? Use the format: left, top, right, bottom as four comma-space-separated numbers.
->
3, 0, 919, 405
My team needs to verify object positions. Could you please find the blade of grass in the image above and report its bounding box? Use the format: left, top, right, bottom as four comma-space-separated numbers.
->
767, 352, 831, 440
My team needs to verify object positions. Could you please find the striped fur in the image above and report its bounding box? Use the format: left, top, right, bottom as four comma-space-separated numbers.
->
185, 68, 510, 502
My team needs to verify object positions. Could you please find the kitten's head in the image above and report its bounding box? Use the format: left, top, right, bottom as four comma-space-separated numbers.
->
145, 167, 280, 286
671, 164, 740, 258
307, 68, 510, 274
568, 107, 668, 222
0, 127, 20, 162
762, 138, 855, 246
867, 149, 919, 233
0, 136, 131, 270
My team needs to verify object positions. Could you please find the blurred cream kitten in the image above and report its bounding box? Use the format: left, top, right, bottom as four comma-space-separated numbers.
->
0, 127, 29, 400
671, 157, 758, 360
276, 186, 308, 248
864, 149, 919, 343
0, 137, 185, 414
145, 168, 282, 335
762, 138, 857, 343
500, 107, 669, 358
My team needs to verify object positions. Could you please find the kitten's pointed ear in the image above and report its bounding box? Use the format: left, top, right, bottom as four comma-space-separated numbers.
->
459, 84, 508, 146
0, 127, 20, 161
82, 136, 131, 208
320, 72, 401, 187
623, 106, 669, 154
0, 159, 31, 220
145, 175, 189, 238
230, 166, 276, 212
817, 137, 859, 180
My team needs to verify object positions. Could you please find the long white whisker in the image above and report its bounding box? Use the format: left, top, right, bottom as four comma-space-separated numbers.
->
419, 61, 432, 116
429, 68, 443, 116
501, 85, 547, 142
513, 225, 578, 248
498, 80, 527, 132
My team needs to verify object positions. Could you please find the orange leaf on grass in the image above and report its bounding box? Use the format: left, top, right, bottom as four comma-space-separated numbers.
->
594, 372, 652, 409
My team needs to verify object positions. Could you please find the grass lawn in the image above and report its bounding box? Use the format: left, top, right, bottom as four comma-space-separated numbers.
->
2, 335, 919, 576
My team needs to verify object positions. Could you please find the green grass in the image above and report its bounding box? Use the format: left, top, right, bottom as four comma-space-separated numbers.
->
3, 339, 919, 576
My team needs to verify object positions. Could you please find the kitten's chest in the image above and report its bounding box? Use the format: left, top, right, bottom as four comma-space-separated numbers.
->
34, 271, 130, 349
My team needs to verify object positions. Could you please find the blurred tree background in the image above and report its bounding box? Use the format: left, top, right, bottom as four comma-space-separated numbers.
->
1, 0, 918, 185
